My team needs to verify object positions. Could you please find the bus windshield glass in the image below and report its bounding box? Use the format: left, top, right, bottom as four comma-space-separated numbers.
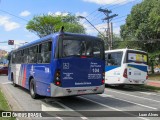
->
127, 51, 147, 64
105, 52, 123, 66
62, 38, 104, 59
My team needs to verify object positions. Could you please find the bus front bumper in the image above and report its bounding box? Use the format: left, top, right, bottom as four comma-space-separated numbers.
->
50, 84, 105, 97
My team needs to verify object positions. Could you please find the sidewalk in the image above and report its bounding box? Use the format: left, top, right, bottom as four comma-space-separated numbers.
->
146, 80, 160, 87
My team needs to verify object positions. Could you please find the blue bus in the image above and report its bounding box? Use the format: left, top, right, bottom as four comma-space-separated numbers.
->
8, 31, 105, 98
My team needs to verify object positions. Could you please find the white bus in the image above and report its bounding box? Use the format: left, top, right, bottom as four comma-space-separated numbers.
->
105, 49, 148, 86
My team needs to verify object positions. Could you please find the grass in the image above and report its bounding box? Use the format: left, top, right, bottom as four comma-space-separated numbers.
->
140, 85, 160, 91
0, 89, 16, 120
148, 73, 160, 81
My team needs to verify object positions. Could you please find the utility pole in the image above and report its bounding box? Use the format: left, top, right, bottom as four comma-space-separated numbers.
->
98, 8, 118, 50
110, 22, 113, 49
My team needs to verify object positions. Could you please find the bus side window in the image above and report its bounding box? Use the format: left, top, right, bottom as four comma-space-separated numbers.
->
37, 44, 42, 63
106, 52, 122, 66
28, 46, 37, 63
12, 53, 16, 64
107, 54, 113, 66
40, 41, 52, 63
24, 48, 29, 63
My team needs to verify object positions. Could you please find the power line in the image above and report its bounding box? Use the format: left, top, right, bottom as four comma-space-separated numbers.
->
83, 13, 104, 25
83, 0, 137, 29
0, 9, 29, 22
98, 8, 118, 50
113, 19, 126, 23
110, 0, 137, 10
84, 0, 133, 20
101, 0, 131, 9
112, 15, 127, 21
81, 11, 102, 25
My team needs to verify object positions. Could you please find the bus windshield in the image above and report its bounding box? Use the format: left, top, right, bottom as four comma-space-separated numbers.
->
127, 51, 148, 64
62, 37, 104, 59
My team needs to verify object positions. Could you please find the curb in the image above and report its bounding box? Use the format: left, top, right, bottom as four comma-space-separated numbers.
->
147, 81, 160, 87
0, 84, 31, 120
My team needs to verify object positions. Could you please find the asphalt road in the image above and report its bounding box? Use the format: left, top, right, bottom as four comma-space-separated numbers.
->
0, 75, 160, 120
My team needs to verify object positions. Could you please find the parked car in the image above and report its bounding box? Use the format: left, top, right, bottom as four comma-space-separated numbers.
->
0, 67, 8, 75
154, 68, 160, 73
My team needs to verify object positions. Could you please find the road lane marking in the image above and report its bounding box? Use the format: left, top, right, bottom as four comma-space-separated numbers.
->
107, 89, 160, 103
1, 82, 12, 84
56, 117, 63, 120
139, 92, 153, 95
41, 99, 88, 120
41, 104, 64, 111
140, 92, 160, 97
79, 96, 149, 120
99, 94, 114, 98
100, 94, 157, 110
53, 100, 88, 120
79, 96, 121, 111
81, 117, 88, 120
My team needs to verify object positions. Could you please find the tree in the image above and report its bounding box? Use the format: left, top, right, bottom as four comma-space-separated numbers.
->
120, 0, 160, 52
26, 14, 85, 38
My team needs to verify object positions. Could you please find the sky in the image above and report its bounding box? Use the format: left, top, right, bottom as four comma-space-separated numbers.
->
0, 0, 142, 52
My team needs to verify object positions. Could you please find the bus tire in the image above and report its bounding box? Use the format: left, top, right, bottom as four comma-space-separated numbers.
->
30, 79, 39, 99
117, 85, 125, 88
11, 73, 17, 87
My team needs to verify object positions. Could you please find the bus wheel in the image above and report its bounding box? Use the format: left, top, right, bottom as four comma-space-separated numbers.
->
12, 74, 17, 87
30, 79, 39, 99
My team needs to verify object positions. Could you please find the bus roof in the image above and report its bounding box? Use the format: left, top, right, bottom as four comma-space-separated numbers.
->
14, 32, 103, 51
105, 48, 147, 54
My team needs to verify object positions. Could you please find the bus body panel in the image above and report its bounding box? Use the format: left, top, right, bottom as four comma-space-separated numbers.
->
105, 49, 148, 85
127, 64, 147, 84
8, 32, 105, 97
11, 64, 22, 85
50, 84, 104, 97
58, 58, 104, 87
105, 66, 123, 84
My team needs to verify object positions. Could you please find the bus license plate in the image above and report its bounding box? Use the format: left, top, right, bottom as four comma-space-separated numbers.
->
77, 90, 85, 94
134, 80, 139, 83
134, 71, 141, 75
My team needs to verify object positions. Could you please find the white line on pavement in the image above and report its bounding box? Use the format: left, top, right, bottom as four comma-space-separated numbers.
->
1, 82, 12, 84
79, 96, 121, 111
139, 92, 160, 97
54, 100, 88, 120
79, 96, 149, 120
107, 89, 160, 103
56, 117, 63, 120
101, 94, 157, 110
139, 92, 153, 95
81, 117, 88, 120
41, 99, 88, 120
99, 94, 114, 98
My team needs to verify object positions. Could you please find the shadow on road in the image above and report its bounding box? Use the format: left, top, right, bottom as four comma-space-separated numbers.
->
13, 84, 136, 111
105, 84, 153, 92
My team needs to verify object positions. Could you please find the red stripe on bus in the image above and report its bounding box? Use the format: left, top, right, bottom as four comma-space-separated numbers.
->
22, 67, 26, 87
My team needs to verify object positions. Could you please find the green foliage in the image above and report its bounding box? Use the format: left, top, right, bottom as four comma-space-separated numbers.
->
0, 90, 16, 120
26, 14, 85, 38
120, 0, 160, 53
